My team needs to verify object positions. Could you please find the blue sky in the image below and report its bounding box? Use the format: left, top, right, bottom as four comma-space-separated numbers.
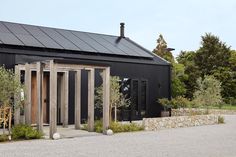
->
0, 0, 235, 57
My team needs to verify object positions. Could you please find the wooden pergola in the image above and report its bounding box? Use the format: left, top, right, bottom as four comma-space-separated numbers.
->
14, 60, 110, 138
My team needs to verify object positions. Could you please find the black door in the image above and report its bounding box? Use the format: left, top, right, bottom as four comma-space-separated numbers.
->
131, 79, 148, 120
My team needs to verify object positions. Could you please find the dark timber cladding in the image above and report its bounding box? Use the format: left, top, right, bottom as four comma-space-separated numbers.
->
0, 20, 171, 122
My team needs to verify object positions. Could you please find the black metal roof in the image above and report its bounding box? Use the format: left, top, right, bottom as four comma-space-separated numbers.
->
0, 21, 169, 65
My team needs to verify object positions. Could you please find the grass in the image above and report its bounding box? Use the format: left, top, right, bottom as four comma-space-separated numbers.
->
207, 105, 236, 111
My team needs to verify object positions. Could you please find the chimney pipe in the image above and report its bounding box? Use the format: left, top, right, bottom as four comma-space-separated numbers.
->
120, 23, 125, 38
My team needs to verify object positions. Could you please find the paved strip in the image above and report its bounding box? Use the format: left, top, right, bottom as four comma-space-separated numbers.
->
1, 115, 236, 157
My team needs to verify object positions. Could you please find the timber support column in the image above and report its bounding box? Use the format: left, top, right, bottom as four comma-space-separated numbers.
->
14, 65, 21, 125
25, 63, 31, 125
102, 67, 110, 134
87, 69, 95, 132
49, 60, 57, 138
61, 71, 69, 128
36, 62, 43, 132
75, 70, 81, 129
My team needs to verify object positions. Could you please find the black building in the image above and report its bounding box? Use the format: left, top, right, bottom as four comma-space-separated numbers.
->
0, 21, 171, 123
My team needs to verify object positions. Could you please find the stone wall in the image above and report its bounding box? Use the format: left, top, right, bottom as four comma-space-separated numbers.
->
143, 115, 219, 131
172, 108, 236, 116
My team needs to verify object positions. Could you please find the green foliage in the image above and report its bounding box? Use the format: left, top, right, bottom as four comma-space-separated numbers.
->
193, 75, 222, 108
172, 63, 187, 96
95, 76, 131, 120
94, 120, 103, 133
109, 122, 144, 133
12, 124, 43, 140
177, 51, 200, 98
218, 116, 225, 124
0, 134, 9, 142
153, 34, 175, 63
158, 96, 191, 109
195, 33, 231, 75
0, 66, 23, 108
83, 120, 144, 133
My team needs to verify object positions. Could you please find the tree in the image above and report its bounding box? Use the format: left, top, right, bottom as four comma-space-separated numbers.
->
193, 75, 222, 109
95, 76, 130, 122
0, 66, 22, 108
0, 66, 23, 134
195, 33, 231, 75
194, 33, 235, 100
171, 63, 187, 97
153, 34, 175, 63
176, 51, 201, 99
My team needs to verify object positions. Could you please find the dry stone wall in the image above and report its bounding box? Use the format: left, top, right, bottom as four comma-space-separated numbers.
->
172, 108, 236, 116
143, 115, 219, 131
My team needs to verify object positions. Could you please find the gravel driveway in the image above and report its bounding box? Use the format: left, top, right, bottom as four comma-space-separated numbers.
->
1, 115, 236, 157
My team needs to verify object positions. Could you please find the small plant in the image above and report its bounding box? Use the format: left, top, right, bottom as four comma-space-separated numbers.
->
0, 134, 9, 142
12, 124, 43, 140
218, 116, 225, 124
94, 120, 103, 133
158, 96, 190, 109
109, 122, 144, 133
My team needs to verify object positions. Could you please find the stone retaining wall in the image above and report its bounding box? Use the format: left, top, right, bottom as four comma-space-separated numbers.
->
172, 108, 236, 116
143, 115, 219, 131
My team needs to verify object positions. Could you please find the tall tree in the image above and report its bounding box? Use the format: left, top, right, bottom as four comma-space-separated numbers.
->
194, 33, 234, 99
153, 34, 174, 63
195, 33, 231, 75
177, 51, 200, 99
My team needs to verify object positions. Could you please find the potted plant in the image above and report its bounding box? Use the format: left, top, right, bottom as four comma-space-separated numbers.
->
158, 98, 171, 117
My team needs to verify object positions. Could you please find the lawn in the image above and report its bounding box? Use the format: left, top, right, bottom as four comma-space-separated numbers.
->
208, 105, 236, 111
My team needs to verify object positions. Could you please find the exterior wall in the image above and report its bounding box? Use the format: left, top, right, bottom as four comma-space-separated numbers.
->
0, 51, 171, 123
172, 108, 236, 116
143, 115, 219, 131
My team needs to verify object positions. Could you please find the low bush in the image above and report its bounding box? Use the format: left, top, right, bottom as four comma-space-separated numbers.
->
218, 116, 225, 124
109, 122, 144, 133
159, 96, 191, 109
12, 124, 43, 140
0, 134, 9, 142
83, 120, 144, 133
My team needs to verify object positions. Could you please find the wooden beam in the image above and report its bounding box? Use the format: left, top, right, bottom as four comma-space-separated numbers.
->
87, 69, 95, 132
49, 60, 57, 138
36, 62, 43, 132
25, 63, 31, 125
75, 70, 81, 129
102, 67, 110, 134
62, 71, 69, 128
14, 65, 21, 125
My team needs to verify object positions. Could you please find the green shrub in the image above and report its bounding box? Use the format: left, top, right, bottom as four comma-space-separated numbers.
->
94, 120, 103, 133
218, 116, 225, 124
12, 124, 43, 140
83, 120, 144, 133
0, 134, 9, 142
158, 96, 191, 109
110, 122, 144, 133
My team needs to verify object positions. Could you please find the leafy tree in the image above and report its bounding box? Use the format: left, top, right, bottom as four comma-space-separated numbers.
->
153, 34, 175, 63
193, 75, 222, 109
194, 33, 235, 100
95, 76, 130, 122
171, 63, 187, 97
177, 51, 201, 99
195, 33, 231, 75
0, 66, 22, 108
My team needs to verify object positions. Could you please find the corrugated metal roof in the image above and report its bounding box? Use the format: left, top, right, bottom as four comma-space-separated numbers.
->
0, 21, 158, 59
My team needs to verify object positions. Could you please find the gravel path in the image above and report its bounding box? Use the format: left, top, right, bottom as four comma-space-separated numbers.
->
1, 115, 236, 157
